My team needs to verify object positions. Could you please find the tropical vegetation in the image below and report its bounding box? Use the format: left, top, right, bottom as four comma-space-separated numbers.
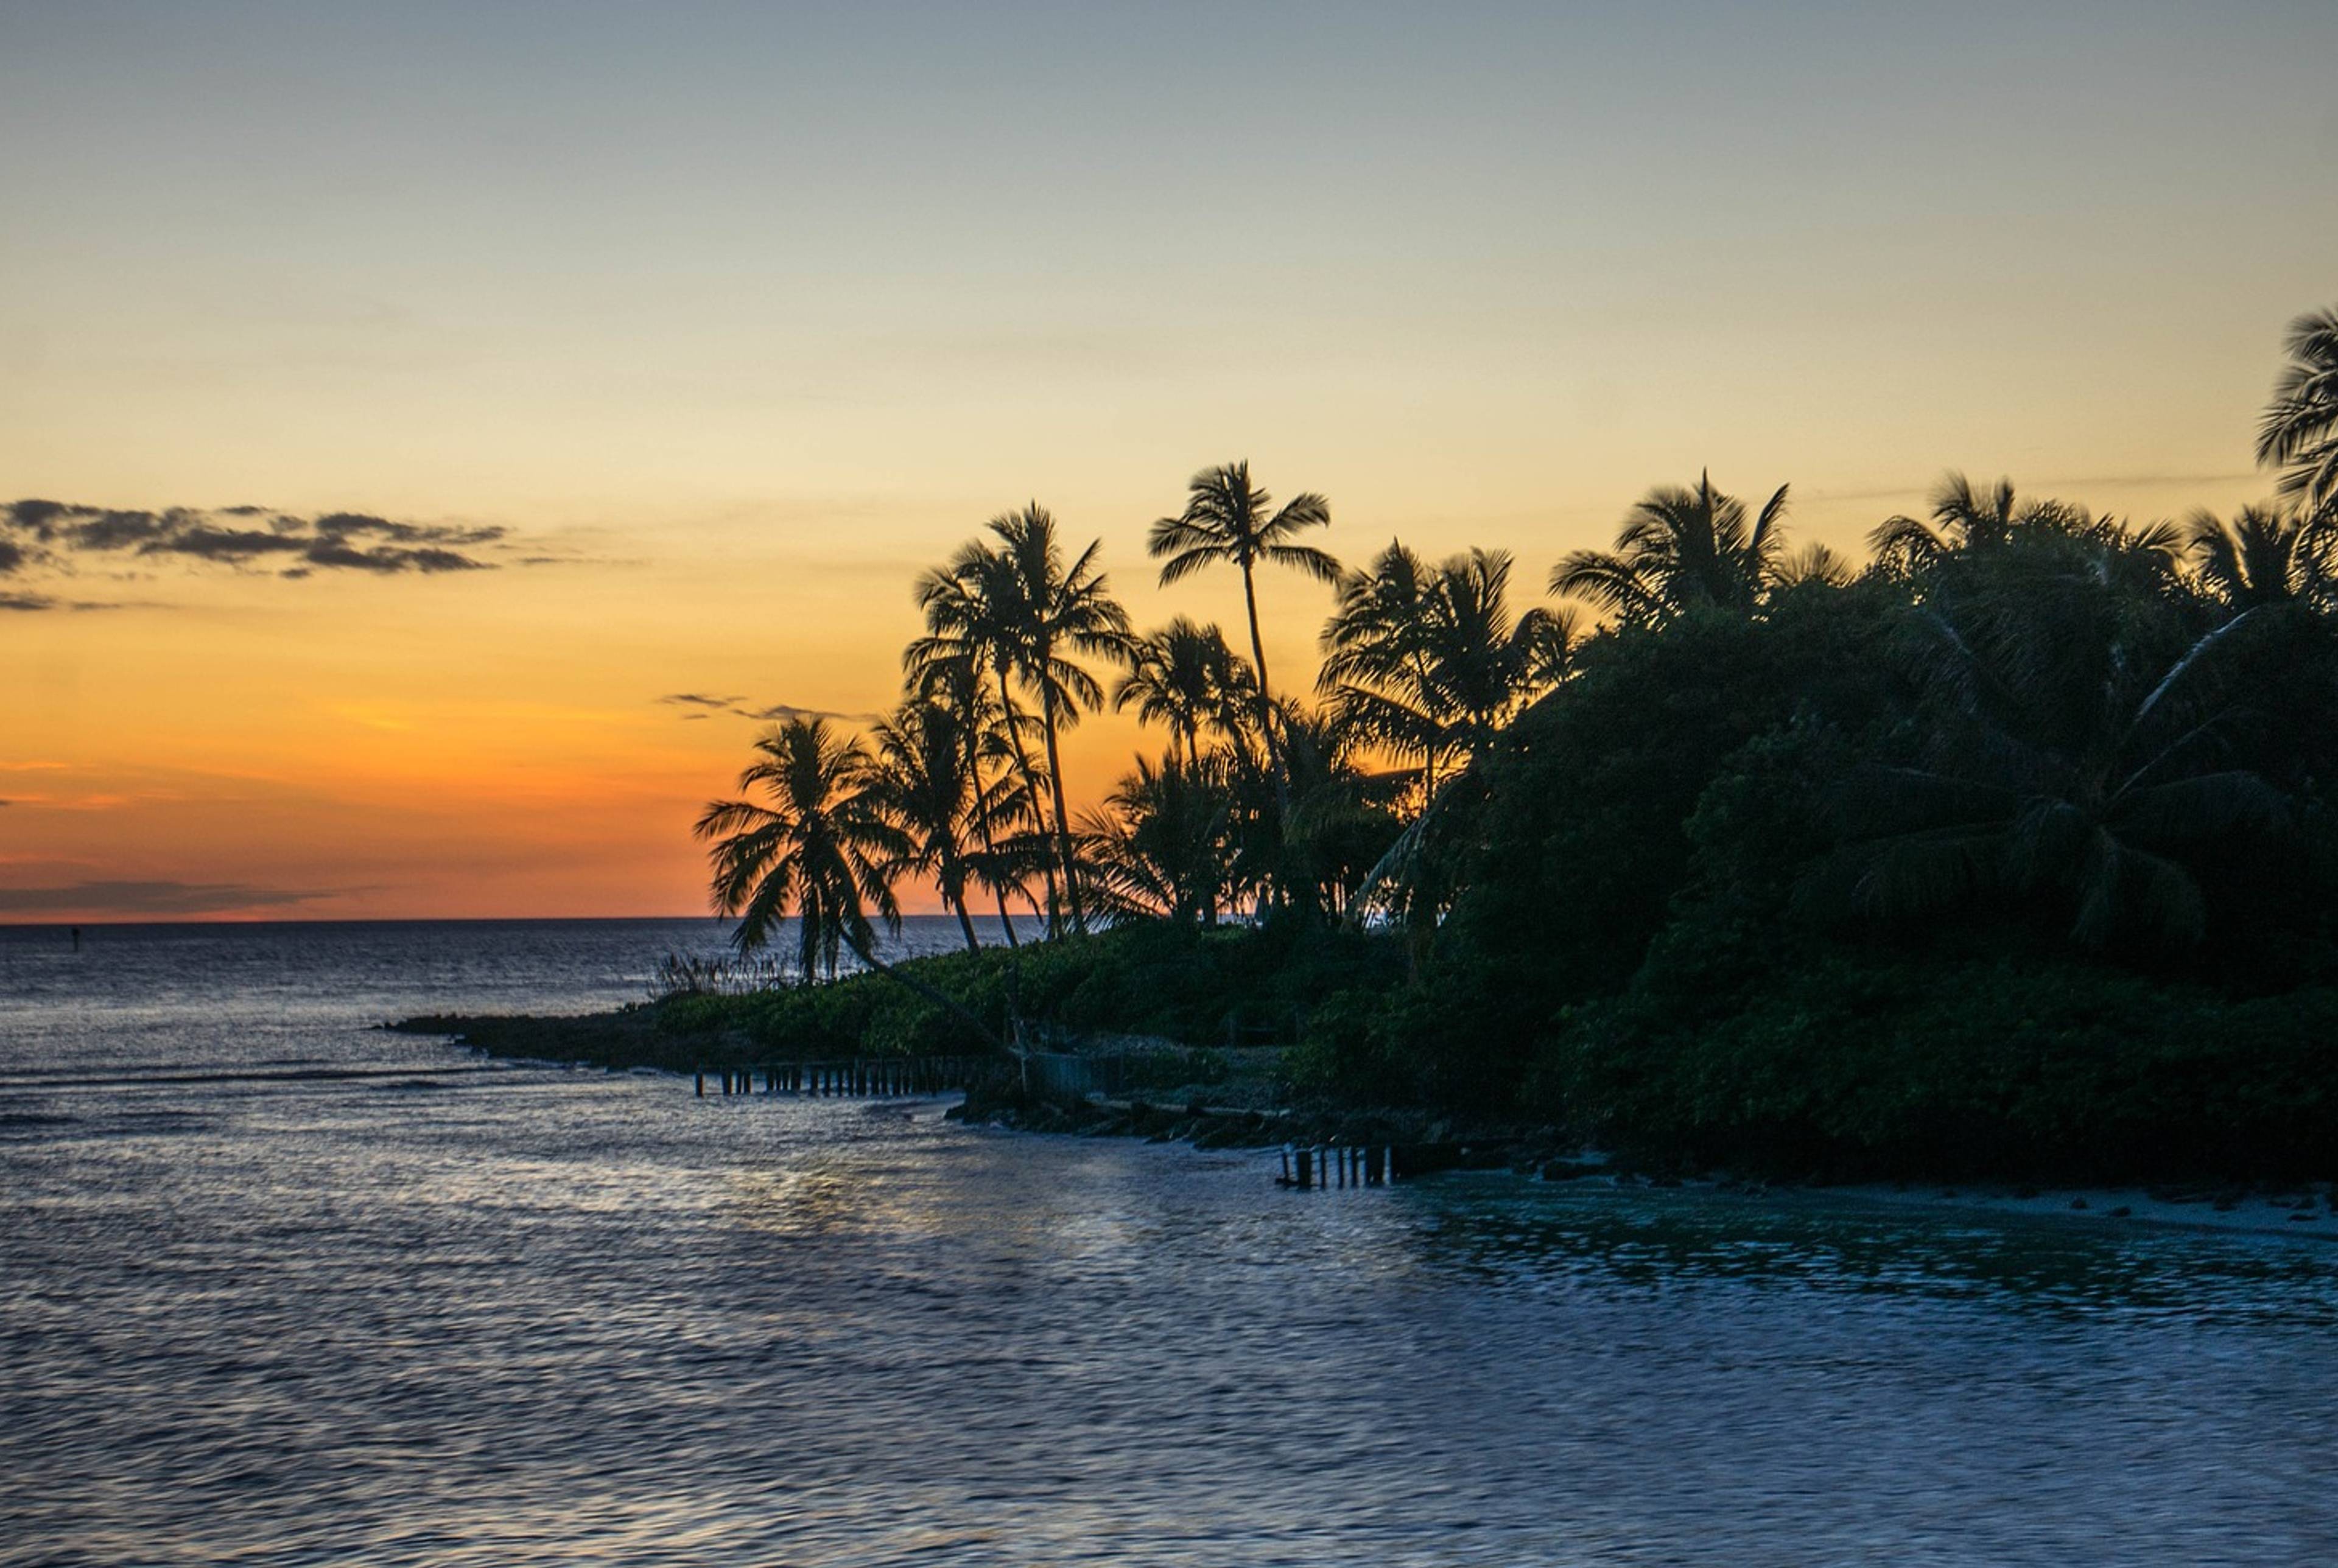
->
685, 305, 2338, 1179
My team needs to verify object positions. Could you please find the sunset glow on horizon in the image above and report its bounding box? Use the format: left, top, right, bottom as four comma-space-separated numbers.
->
6, 1, 2335, 922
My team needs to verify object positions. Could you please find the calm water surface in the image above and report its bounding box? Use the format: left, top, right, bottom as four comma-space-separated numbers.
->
3, 920, 2335, 1566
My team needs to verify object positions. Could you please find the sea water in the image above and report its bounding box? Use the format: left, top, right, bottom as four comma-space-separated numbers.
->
3, 920, 2335, 1566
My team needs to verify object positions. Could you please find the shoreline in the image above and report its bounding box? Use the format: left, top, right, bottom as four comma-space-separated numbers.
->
395, 1011, 2338, 1242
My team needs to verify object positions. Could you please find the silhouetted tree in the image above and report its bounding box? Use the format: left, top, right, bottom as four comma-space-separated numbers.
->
1149, 460, 1338, 798
1112, 618, 1254, 768
2185, 502, 2336, 614
1816, 541, 2289, 951
910, 505, 1131, 933
2259, 305, 2338, 514
865, 699, 988, 950
695, 716, 1005, 1045
1552, 471, 1790, 621
1322, 543, 1571, 794
693, 717, 907, 980
1868, 473, 2088, 572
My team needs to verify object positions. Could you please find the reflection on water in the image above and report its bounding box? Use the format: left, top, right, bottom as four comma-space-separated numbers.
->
4, 921, 2337, 1566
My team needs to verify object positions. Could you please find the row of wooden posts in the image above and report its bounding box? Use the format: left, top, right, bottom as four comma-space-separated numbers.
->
1279, 1143, 1389, 1189
695, 1055, 994, 1099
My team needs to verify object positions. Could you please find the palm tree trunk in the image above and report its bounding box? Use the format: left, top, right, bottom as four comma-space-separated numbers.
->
1040, 683, 1086, 933
995, 668, 1061, 936
1241, 561, 1293, 910
963, 735, 1020, 949
941, 853, 981, 952
1241, 561, 1281, 775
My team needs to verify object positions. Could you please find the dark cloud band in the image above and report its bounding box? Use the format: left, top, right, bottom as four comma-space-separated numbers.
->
0, 880, 334, 915
655, 693, 876, 724
1, 499, 508, 584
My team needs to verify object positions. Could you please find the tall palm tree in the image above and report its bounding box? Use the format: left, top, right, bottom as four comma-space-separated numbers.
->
1148, 461, 1339, 788
2258, 305, 2338, 514
1867, 472, 2087, 573
914, 504, 1131, 932
865, 698, 986, 951
1322, 544, 1571, 793
1551, 471, 1789, 622
694, 716, 1005, 1046
910, 532, 1057, 928
1112, 618, 1251, 768
2185, 503, 2336, 614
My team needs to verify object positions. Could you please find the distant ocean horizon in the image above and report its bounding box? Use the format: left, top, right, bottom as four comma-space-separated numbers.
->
0, 913, 1034, 1012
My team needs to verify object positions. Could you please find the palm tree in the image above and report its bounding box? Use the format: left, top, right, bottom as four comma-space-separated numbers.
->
693, 717, 907, 981
1551, 471, 1789, 621
1148, 461, 1339, 788
1078, 753, 1238, 926
864, 698, 986, 951
694, 716, 1005, 1046
1113, 618, 1251, 768
1814, 555, 2289, 951
904, 650, 1041, 945
2258, 305, 2338, 514
2185, 503, 2336, 614
1867, 472, 2087, 573
913, 504, 1131, 933
1322, 544, 1571, 794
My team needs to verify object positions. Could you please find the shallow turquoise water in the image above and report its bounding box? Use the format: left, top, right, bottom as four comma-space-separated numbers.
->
4, 922, 2334, 1566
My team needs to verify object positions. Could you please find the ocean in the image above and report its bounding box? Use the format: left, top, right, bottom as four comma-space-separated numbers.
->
4, 918, 2336, 1566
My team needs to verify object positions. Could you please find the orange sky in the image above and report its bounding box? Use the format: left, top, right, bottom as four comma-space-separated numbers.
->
4, 2, 2334, 921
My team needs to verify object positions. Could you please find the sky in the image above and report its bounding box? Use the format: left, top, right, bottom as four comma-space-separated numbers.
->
4, 0, 2334, 921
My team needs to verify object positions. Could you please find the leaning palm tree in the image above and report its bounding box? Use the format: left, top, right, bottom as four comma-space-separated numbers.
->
1113, 618, 1251, 768
864, 699, 987, 951
1148, 461, 1339, 784
904, 650, 1040, 945
1867, 472, 2088, 573
2258, 305, 2338, 514
694, 716, 1004, 1045
2185, 503, 2336, 615
1551, 471, 1789, 622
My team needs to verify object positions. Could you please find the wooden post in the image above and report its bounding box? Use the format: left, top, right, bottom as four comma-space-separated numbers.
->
1281, 1146, 1291, 1184
1294, 1146, 1313, 1189
695, 1066, 705, 1097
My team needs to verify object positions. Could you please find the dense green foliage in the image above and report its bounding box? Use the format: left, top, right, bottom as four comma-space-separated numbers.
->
657, 920, 1403, 1060
686, 306, 2338, 1180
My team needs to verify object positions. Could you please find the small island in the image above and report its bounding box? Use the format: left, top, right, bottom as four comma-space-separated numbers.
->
404, 307, 2338, 1194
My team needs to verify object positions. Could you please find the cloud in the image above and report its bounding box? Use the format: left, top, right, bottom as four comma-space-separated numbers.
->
655, 693, 879, 724
0, 880, 336, 915
1, 499, 513, 580
0, 590, 128, 612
